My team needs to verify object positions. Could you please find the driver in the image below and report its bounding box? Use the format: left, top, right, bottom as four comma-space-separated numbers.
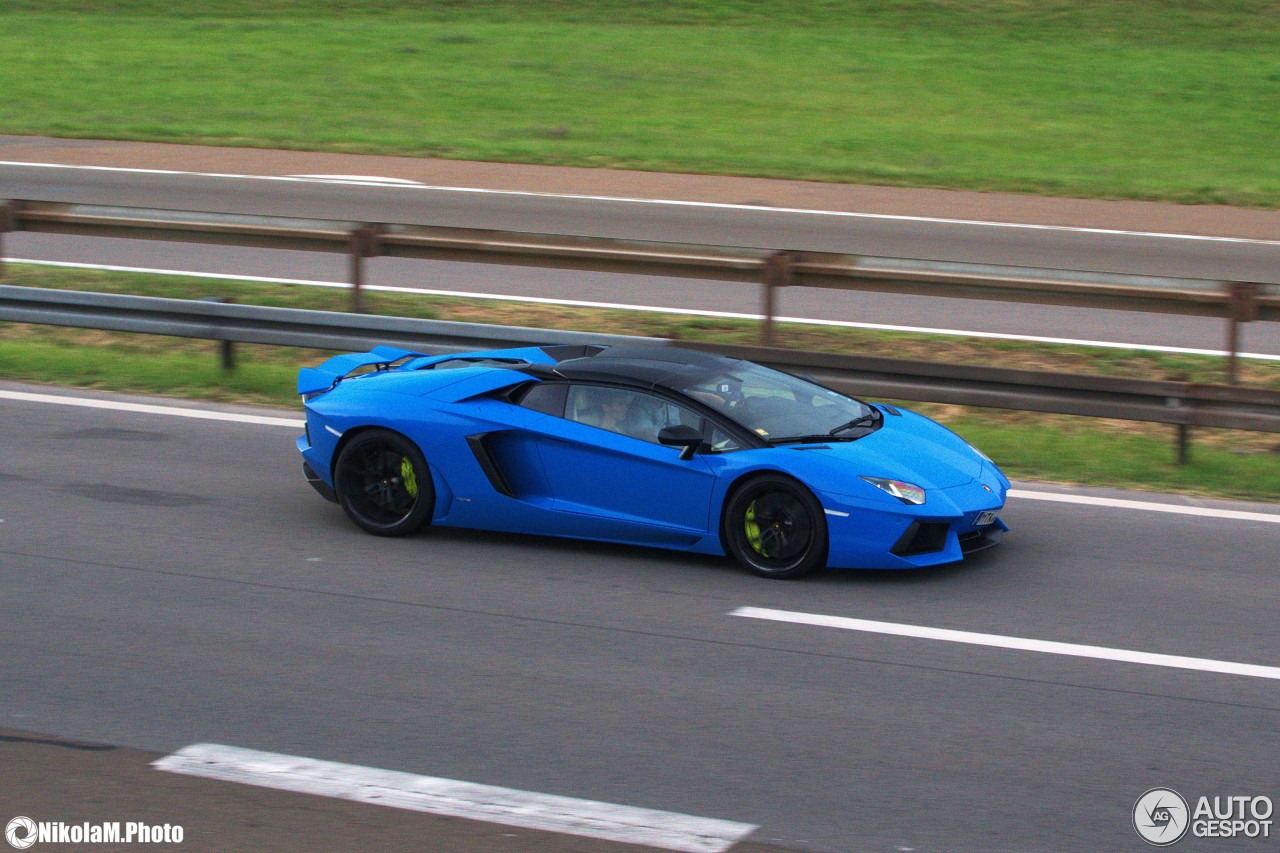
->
578, 388, 662, 442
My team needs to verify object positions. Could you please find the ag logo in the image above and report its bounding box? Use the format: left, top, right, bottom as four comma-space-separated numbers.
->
5, 817, 37, 850
1134, 788, 1190, 846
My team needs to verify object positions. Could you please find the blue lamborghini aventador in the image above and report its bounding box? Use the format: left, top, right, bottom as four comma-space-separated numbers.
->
297, 344, 1008, 578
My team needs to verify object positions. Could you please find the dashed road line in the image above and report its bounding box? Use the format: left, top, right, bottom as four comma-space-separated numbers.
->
732, 607, 1280, 681
153, 744, 756, 853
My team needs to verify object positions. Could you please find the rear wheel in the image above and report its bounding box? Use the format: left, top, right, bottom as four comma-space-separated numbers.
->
723, 475, 827, 579
334, 429, 434, 536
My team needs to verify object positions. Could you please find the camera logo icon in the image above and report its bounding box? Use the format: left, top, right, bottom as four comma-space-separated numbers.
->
6, 817, 37, 850
1134, 789, 1190, 846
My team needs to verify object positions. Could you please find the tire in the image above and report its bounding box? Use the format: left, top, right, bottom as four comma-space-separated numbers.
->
333, 429, 434, 536
722, 475, 828, 579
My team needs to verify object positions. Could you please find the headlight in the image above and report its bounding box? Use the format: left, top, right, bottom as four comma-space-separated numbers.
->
860, 476, 926, 505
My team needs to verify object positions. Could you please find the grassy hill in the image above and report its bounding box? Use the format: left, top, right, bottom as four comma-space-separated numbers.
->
3, 1, 1278, 205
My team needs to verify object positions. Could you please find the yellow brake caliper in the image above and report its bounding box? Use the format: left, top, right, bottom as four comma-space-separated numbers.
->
400, 456, 419, 499
744, 500, 767, 557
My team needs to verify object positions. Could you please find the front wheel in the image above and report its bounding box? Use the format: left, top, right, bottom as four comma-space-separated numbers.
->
723, 475, 828, 579
334, 429, 434, 536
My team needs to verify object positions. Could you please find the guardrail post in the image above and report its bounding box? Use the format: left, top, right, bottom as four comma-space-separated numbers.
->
762, 251, 796, 346
349, 225, 383, 314
1225, 282, 1261, 384
1176, 423, 1190, 465
0, 202, 15, 281
1165, 374, 1192, 464
201, 297, 235, 370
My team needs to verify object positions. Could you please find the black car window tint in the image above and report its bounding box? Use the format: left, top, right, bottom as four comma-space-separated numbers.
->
518, 382, 568, 417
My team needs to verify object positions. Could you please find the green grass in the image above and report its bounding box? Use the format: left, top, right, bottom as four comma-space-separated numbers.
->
948, 415, 1280, 499
5, 263, 1280, 502
3, 1, 1280, 205
0, 335, 311, 404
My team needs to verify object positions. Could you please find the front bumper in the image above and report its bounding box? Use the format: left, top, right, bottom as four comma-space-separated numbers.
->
820, 475, 1008, 570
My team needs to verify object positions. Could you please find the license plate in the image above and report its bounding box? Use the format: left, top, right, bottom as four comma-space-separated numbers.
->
975, 510, 1000, 526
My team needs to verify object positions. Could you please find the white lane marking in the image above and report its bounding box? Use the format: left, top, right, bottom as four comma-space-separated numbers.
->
5, 160, 1280, 246
154, 744, 756, 853
0, 389, 304, 428
8, 258, 1280, 362
1009, 488, 1280, 524
288, 173, 427, 186
5, 388, 1279, 527
7, 388, 1279, 523
732, 607, 1280, 681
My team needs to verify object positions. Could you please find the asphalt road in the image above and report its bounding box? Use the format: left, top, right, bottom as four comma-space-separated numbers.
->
3, 141, 1280, 356
3, 383, 1278, 852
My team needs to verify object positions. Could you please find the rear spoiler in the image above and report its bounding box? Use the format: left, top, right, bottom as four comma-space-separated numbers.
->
297, 346, 428, 396
297, 344, 580, 397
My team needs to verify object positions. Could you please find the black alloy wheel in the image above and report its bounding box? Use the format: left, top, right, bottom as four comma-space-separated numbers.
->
334, 429, 434, 536
723, 474, 828, 579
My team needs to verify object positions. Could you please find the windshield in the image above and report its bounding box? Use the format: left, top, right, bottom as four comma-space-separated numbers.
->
678, 362, 877, 443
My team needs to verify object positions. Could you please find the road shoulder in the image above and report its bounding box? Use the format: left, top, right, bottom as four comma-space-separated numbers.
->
4, 134, 1280, 241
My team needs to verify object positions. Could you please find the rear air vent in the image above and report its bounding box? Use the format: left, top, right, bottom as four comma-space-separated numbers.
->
539, 344, 608, 362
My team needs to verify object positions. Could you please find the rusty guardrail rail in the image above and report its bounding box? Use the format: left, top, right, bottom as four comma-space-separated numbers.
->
2, 200, 1277, 383
3, 285, 1279, 464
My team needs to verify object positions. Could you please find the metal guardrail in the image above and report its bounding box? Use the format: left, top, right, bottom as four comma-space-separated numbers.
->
3, 286, 1278, 465
0, 285, 659, 354
2, 199, 1277, 382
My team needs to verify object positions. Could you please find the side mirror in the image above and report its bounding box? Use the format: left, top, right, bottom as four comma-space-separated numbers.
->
658, 424, 703, 461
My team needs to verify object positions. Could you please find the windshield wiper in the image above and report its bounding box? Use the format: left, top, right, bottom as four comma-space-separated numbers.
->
767, 434, 857, 446
828, 411, 881, 436
765, 410, 883, 445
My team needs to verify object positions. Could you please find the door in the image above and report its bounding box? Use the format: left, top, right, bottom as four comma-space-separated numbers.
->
533, 385, 719, 545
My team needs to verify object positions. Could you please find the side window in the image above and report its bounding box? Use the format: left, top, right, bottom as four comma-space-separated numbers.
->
518, 382, 568, 417
567, 386, 644, 438
566, 386, 704, 445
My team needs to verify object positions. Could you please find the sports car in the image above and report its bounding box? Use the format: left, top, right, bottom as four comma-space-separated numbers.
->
296, 344, 1009, 578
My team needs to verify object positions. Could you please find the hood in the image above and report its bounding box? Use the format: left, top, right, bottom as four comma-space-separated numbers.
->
788, 410, 983, 490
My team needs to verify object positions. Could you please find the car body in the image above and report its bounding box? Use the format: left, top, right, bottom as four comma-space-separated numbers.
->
296, 343, 1009, 578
